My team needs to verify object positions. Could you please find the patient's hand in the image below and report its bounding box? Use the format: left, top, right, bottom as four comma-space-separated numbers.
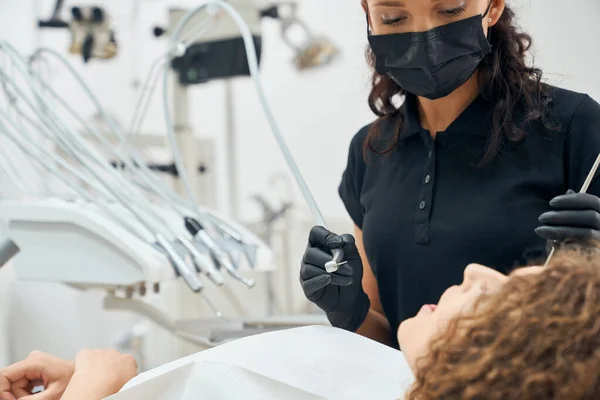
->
0, 351, 74, 400
61, 349, 138, 400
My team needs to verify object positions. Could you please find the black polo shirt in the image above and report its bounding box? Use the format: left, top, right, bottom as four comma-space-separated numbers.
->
339, 85, 600, 347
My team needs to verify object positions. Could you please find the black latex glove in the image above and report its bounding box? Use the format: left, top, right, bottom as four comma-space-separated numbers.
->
536, 190, 600, 242
300, 226, 370, 332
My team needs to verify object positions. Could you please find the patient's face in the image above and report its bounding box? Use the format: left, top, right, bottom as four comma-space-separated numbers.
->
398, 264, 543, 372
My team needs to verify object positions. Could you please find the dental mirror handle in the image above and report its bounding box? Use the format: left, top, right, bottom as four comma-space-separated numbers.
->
544, 151, 600, 267
0, 239, 19, 268
325, 248, 345, 273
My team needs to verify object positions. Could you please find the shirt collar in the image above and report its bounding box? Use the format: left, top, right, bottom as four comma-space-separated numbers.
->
399, 93, 495, 140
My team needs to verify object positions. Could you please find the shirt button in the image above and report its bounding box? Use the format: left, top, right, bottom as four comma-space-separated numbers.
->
425, 175, 431, 184
419, 200, 426, 210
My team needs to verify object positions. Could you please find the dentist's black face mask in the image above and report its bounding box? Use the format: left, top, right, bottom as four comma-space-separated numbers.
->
368, 6, 493, 100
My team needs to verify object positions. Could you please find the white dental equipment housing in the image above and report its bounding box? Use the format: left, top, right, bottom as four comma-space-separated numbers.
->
0, 198, 274, 289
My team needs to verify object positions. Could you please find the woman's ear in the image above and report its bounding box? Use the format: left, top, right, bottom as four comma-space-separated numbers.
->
362, 1, 371, 32
488, 0, 506, 26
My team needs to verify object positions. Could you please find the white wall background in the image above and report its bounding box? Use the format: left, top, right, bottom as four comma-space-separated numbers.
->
1, 0, 599, 366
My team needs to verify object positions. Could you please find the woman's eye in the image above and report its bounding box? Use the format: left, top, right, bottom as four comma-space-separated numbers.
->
439, 6, 466, 17
380, 16, 406, 26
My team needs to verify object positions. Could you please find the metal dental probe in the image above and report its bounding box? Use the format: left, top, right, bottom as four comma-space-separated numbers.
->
543, 151, 600, 267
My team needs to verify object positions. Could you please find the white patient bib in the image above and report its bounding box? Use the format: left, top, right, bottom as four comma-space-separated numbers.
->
107, 326, 414, 400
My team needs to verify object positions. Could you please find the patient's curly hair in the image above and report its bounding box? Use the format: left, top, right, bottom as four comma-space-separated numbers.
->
407, 245, 600, 400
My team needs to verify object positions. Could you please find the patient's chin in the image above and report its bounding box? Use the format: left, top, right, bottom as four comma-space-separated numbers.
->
398, 315, 437, 374
397, 318, 412, 346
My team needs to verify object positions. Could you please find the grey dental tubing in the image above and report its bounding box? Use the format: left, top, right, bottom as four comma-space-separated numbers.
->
29, 47, 247, 288
543, 151, 600, 267
167, 1, 345, 273
23, 48, 226, 287
0, 46, 206, 296
0, 238, 19, 268
0, 45, 230, 318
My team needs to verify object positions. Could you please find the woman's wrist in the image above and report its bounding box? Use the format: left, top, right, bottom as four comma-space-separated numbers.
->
62, 349, 137, 399
62, 370, 126, 400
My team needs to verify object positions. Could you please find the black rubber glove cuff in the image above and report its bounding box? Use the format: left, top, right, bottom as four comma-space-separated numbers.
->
326, 292, 371, 332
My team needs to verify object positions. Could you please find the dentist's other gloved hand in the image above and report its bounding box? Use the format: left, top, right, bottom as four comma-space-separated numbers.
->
536, 190, 600, 242
300, 226, 370, 332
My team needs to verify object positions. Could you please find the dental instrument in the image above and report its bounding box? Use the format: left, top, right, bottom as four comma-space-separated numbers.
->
543, 151, 600, 267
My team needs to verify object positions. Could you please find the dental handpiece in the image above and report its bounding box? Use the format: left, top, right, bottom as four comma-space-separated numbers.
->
325, 249, 345, 273
310, 203, 345, 273
178, 235, 225, 286
185, 217, 256, 288
156, 233, 203, 292
543, 151, 600, 267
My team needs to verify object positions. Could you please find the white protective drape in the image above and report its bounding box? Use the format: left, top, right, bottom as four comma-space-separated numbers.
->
109, 326, 414, 400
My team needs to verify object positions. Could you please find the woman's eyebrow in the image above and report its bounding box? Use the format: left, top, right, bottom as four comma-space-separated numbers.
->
373, 1, 407, 7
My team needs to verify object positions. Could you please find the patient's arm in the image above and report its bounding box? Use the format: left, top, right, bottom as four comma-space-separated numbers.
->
0, 351, 74, 399
62, 350, 138, 400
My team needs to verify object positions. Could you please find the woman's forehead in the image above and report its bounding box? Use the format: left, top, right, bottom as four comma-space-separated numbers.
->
510, 266, 545, 277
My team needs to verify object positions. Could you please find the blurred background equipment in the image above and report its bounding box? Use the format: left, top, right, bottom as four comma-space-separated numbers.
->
263, 2, 339, 71
38, 0, 118, 62
37, 0, 69, 28
165, 5, 263, 85
68, 6, 118, 62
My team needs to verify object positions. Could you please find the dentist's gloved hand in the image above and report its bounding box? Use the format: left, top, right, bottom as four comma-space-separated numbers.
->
300, 226, 370, 332
536, 190, 600, 242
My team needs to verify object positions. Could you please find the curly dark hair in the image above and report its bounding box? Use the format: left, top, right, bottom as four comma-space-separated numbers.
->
406, 244, 600, 399
362, 1, 554, 165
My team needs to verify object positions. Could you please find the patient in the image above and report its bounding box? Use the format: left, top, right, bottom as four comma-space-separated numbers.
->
402, 244, 600, 399
2, 244, 600, 399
